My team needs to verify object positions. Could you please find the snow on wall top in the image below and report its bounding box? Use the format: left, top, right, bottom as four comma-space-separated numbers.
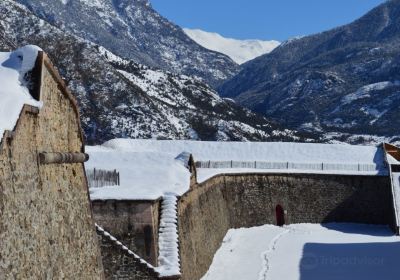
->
100, 139, 385, 164
0, 45, 43, 139
86, 139, 387, 200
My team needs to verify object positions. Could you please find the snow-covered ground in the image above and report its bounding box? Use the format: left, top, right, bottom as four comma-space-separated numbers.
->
202, 223, 400, 280
184, 28, 280, 64
86, 139, 387, 200
0, 46, 43, 139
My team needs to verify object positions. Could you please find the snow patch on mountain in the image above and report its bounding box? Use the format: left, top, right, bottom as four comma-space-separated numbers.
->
341, 81, 400, 105
1, 0, 305, 143
184, 28, 280, 64
16, 0, 239, 87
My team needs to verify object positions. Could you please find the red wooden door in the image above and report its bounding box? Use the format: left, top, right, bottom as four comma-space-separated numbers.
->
276, 205, 285, 226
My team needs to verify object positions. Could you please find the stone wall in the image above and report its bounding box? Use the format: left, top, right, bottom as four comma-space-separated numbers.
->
97, 229, 159, 280
224, 174, 394, 227
92, 200, 160, 266
178, 176, 230, 280
178, 173, 394, 280
0, 56, 103, 278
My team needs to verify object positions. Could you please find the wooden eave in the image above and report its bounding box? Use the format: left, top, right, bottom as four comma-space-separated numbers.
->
383, 143, 400, 162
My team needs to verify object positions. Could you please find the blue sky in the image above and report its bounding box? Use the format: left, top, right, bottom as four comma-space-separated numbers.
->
150, 0, 385, 41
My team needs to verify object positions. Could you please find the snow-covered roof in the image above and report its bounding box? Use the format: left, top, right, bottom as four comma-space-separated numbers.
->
86, 139, 388, 201
0, 45, 42, 140
101, 139, 385, 164
86, 145, 190, 200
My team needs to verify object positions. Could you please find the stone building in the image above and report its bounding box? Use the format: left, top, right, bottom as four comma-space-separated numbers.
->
87, 139, 400, 280
0, 46, 104, 278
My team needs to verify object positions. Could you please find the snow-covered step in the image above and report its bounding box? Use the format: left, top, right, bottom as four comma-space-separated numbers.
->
156, 194, 181, 278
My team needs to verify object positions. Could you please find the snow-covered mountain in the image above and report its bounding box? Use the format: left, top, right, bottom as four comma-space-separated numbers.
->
184, 28, 280, 64
15, 0, 239, 88
220, 0, 400, 144
0, 0, 305, 144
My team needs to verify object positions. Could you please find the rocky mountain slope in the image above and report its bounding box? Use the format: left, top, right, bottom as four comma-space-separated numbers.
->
220, 0, 400, 143
0, 0, 302, 144
184, 28, 280, 64
15, 0, 239, 88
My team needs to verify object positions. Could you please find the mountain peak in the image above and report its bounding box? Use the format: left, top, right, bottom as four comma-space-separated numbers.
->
220, 0, 400, 143
184, 28, 280, 64
16, 0, 239, 88
0, 0, 304, 144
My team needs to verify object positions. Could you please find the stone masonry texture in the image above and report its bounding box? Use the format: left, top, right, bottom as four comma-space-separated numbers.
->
97, 233, 159, 280
0, 58, 103, 279
177, 173, 394, 280
92, 200, 160, 266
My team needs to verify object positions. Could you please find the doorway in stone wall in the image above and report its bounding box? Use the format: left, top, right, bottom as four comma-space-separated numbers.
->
276, 205, 285, 226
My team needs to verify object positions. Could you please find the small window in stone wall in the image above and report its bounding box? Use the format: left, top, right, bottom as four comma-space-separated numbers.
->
144, 225, 153, 257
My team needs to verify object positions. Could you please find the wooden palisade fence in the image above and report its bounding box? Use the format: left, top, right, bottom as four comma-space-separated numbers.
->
86, 168, 120, 188
195, 161, 384, 173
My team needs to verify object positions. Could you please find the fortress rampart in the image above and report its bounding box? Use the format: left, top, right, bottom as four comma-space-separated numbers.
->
177, 173, 394, 280
89, 141, 400, 280
0, 51, 103, 278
